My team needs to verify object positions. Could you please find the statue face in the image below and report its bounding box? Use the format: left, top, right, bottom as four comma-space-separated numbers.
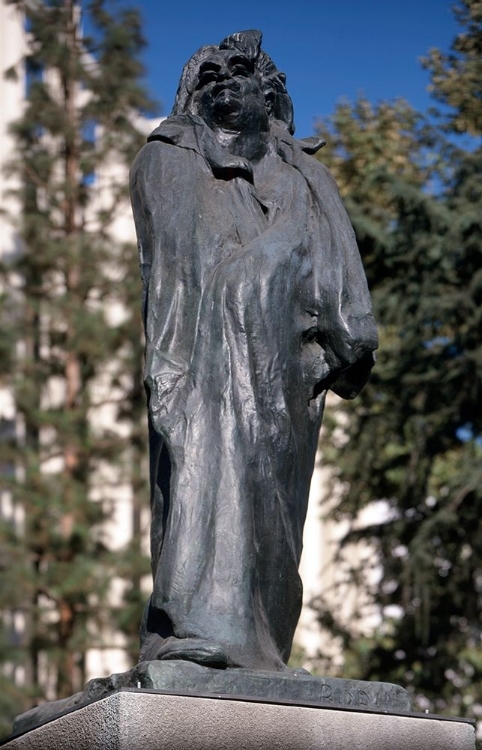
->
193, 50, 269, 131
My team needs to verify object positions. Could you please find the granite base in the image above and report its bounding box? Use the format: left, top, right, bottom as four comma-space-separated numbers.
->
1, 689, 476, 750
11, 660, 411, 734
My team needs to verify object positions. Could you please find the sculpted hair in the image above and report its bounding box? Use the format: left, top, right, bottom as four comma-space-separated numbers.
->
171, 29, 295, 134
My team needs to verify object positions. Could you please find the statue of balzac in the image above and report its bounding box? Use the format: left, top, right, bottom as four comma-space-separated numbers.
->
130, 29, 378, 673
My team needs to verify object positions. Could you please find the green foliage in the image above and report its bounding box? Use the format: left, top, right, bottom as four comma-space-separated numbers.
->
313, 1, 482, 724
0, 0, 154, 728
315, 97, 442, 284
422, 0, 482, 136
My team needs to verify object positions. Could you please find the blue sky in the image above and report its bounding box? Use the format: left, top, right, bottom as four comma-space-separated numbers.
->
133, 0, 459, 138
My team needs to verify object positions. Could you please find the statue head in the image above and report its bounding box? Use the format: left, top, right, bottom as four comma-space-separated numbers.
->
171, 30, 295, 135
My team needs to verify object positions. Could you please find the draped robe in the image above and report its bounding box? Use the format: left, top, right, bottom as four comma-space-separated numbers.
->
130, 114, 378, 671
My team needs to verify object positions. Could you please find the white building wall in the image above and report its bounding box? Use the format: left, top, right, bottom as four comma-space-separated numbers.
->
0, 1, 25, 256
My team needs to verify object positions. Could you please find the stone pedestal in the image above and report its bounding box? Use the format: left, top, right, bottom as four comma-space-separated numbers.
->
1, 689, 476, 750
9, 660, 413, 733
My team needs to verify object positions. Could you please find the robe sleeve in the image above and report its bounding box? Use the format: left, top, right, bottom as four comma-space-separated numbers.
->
305, 157, 378, 399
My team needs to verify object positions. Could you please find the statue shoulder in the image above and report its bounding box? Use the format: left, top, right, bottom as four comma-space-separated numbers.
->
307, 156, 341, 190
288, 150, 343, 206
130, 139, 176, 190
273, 125, 340, 194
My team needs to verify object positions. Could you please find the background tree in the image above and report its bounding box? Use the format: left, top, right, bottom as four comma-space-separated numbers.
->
314, 0, 482, 725
0, 0, 156, 732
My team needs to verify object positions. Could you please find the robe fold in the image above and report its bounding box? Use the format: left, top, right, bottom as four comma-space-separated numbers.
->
130, 114, 378, 670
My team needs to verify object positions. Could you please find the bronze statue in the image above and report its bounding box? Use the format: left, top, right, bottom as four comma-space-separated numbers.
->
130, 29, 377, 672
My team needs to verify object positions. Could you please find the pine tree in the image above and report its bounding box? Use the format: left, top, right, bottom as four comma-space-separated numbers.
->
314, 1, 482, 725
422, 0, 482, 136
0, 0, 156, 730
